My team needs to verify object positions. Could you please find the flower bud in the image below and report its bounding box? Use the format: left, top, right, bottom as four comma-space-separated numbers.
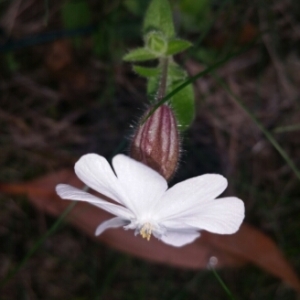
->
145, 31, 167, 55
130, 104, 180, 181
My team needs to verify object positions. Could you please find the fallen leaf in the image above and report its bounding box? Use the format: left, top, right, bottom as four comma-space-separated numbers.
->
1, 170, 299, 292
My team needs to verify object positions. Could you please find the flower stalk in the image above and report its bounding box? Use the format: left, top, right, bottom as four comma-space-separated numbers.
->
157, 57, 169, 102
130, 56, 181, 181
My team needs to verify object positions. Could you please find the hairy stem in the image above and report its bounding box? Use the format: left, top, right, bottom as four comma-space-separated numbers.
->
157, 56, 169, 102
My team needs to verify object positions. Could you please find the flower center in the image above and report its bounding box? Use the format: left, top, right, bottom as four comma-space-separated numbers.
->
140, 222, 153, 241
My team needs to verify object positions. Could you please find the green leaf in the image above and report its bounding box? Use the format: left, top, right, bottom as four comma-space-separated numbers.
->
123, 48, 160, 61
61, 0, 91, 48
143, 0, 175, 39
133, 66, 160, 77
147, 76, 160, 102
167, 62, 186, 81
166, 39, 192, 55
167, 63, 195, 130
170, 80, 195, 131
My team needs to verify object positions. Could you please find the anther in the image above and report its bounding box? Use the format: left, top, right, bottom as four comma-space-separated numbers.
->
140, 223, 152, 241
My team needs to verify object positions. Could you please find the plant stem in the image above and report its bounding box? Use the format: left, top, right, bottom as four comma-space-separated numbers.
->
157, 56, 169, 102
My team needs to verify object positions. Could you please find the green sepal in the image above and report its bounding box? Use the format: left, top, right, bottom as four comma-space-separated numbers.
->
143, 0, 175, 39
166, 39, 192, 55
123, 48, 160, 61
133, 66, 160, 77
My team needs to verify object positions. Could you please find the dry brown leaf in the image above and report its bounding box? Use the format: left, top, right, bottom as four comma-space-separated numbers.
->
1, 170, 299, 292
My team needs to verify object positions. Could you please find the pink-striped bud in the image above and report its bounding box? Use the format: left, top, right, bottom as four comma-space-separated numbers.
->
130, 104, 180, 181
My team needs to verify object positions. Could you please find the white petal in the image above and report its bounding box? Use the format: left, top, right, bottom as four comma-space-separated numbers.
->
112, 154, 168, 217
56, 184, 133, 219
178, 197, 245, 234
95, 217, 129, 236
155, 174, 228, 220
160, 220, 198, 230
74, 154, 128, 206
160, 230, 200, 247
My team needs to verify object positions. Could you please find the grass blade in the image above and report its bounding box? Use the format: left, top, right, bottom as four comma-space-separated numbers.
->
214, 75, 300, 181
210, 267, 236, 300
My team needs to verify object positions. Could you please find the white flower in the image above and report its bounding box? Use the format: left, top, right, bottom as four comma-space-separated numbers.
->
55, 154, 245, 247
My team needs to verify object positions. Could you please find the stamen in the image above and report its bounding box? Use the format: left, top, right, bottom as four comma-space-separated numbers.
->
140, 223, 152, 241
